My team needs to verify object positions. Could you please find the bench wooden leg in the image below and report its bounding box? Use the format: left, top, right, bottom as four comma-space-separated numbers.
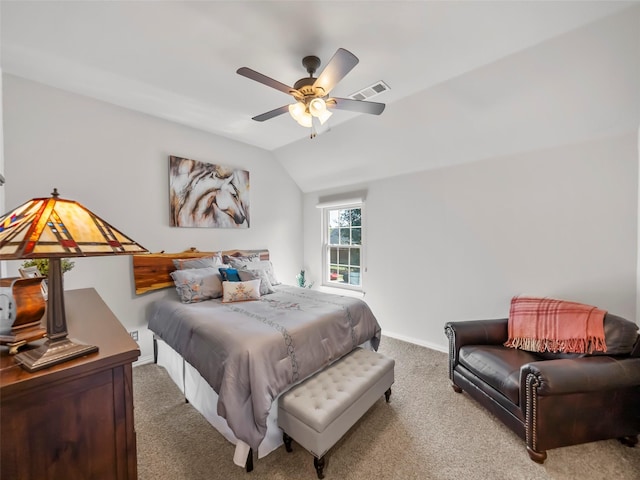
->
245, 448, 253, 472
384, 387, 392, 403
153, 336, 158, 363
314, 455, 325, 479
283, 432, 293, 452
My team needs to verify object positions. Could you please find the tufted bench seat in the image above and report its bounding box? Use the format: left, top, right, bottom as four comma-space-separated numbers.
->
278, 347, 395, 479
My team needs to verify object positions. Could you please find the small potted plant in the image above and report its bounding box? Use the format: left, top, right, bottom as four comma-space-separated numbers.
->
21, 258, 75, 277
296, 269, 314, 289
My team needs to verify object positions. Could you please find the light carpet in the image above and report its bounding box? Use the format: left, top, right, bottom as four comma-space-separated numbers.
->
133, 336, 640, 479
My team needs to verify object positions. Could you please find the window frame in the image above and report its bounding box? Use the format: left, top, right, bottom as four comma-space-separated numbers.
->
321, 202, 365, 292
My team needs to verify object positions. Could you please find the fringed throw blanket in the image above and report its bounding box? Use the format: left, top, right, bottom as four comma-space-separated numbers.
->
505, 296, 607, 354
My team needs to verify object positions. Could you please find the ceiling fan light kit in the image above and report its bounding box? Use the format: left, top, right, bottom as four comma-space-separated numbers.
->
237, 48, 385, 139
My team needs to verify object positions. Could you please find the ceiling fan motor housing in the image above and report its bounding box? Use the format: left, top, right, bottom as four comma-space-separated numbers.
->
293, 55, 326, 98
294, 79, 322, 97
302, 55, 321, 75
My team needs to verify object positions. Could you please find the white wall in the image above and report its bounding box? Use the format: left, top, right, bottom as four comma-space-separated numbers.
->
303, 132, 638, 352
3, 75, 303, 363
291, 7, 640, 351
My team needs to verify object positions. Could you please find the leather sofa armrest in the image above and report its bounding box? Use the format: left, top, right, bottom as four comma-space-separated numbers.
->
445, 319, 508, 380
630, 335, 640, 357
521, 356, 640, 397
444, 319, 509, 349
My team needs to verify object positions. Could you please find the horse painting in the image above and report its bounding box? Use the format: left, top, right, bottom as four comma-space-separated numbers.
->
169, 156, 250, 228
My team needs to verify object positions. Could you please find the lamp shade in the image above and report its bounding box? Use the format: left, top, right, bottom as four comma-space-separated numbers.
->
308, 98, 327, 117
316, 109, 332, 125
288, 102, 306, 122
0, 189, 148, 372
0, 189, 148, 259
297, 113, 313, 128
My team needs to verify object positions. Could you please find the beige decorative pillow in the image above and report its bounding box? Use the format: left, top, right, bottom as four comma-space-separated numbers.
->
222, 279, 261, 303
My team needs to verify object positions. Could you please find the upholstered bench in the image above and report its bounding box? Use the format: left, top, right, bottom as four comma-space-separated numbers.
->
278, 347, 395, 479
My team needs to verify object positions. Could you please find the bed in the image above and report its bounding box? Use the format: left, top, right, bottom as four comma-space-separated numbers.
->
133, 249, 382, 469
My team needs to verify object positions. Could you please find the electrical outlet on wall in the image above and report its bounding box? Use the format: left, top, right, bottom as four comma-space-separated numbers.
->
130, 330, 138, 342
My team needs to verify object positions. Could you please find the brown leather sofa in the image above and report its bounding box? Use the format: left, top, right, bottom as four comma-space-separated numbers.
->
445, 314, 640, 463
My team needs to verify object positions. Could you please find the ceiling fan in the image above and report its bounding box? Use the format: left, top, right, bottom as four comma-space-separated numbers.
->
237, 48, 385, 137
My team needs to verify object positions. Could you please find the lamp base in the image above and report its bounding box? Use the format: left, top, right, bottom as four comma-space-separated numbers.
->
14, 337, 99, 372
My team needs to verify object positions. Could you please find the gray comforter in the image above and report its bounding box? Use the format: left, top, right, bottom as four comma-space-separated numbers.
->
148, 285, 382, 451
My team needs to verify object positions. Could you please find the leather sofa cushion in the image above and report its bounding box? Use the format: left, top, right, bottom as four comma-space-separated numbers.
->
459, 345, 540, 405
536, 313, 639, 360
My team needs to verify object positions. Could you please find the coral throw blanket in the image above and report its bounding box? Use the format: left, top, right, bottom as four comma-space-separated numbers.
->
505, 296, 607, 354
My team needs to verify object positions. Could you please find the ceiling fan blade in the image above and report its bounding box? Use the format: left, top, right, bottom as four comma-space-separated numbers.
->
313, 48, 359, 95
328, 97, 386, 115
251, 105, 290, 122
237, 67, 295, 96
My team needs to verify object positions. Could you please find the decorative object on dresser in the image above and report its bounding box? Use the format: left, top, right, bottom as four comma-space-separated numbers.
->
169, 155, 250, 228
17, 265, 41, 279
0, 277, 47, 354
0, 188, 148, 372
1, 288, 140, 480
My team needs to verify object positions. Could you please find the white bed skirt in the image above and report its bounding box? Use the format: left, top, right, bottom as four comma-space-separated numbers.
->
154, 338, 283, 467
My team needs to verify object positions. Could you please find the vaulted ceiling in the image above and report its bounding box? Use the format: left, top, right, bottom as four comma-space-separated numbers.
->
2, 1, 638, 192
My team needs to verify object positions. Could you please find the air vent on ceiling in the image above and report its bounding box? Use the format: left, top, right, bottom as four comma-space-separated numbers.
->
349, 80, 390, 101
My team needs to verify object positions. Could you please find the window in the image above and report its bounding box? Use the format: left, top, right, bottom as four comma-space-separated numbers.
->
322, 204, 363, 290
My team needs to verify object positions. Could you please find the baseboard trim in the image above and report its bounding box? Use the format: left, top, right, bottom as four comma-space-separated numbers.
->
382, 330, 447, 354
133, 354, 154, 367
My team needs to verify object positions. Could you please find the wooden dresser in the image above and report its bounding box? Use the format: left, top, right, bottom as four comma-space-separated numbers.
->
0, 288, 140, 480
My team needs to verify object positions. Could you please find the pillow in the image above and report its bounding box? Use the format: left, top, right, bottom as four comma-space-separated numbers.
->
172, 254, 223, 270
227, 259, 280, 285
223, 253, 261, 265
219, 267, 241, 282
170, 267, 223, 303
238, 268, 274, 295
254, 260, 280, 285
222, 280, 261, 303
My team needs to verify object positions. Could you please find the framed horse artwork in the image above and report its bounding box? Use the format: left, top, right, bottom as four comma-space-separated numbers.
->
169, 155, 250, 228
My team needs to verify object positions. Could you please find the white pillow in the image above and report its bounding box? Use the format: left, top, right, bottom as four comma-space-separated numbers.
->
222, 279, 261, 303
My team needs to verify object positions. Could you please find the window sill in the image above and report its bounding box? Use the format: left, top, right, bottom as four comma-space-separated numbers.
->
317, 284, 364, 298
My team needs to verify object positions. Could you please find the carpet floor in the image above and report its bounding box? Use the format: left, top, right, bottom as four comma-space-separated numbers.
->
133, 336, 640, 479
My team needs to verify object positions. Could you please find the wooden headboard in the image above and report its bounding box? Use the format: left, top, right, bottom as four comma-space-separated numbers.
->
132, 248, 269, 295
